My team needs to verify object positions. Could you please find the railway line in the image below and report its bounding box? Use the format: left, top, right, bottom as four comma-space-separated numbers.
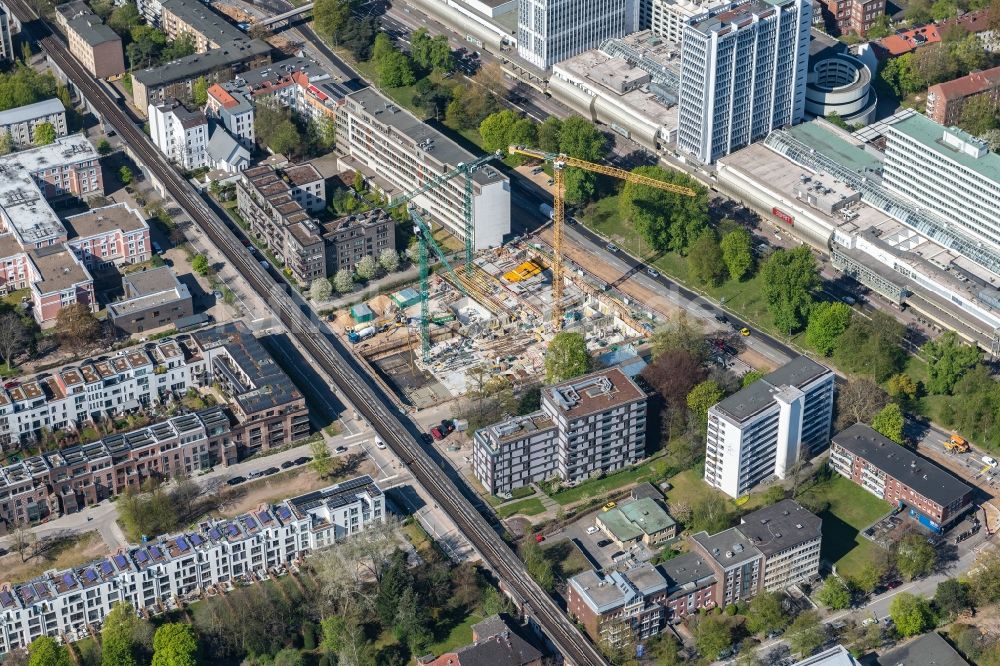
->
5, 3, 607, 664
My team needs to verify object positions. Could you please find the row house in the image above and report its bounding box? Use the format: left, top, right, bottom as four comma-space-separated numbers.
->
0, 476, 384, 652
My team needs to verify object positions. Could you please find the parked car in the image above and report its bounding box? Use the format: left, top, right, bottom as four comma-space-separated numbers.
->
226, 476, 246, 486
714, 313, 728, 323
375, 438, 386, 449
646, 267, 659, 278
335, 445, 348, 453
294, 456, 311, 465
603, 501, 617, 511
605, 243, 619, 253
280, 460, 296, 470
740, 327, 751, 336
430, 427, 444, 441
247, 470, 263, 479
152, 241, 164, 255
586, 526, 599, 535
597, 539, 612, 548
262, 467, 279, 476
984, 455, 998, 468
420, 432, 433, 444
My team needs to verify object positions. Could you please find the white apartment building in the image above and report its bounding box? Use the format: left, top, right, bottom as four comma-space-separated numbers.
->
0, 5, 15, 63
336, 87, 510, 249
0, 476, 384, 653
473, 367, 647, 496
882, 114, 1000, 251
517, 0, 640, 69
736, 499, 822, 591
677, 0, 811, 163
148, 99, 209, 171
205, 84, 255, 148
0, 99, 67, 149
650, 0, 731, 43
704, 356, 834, 498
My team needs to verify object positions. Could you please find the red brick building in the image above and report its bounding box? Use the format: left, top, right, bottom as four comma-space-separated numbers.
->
818, 0, 886, 38
830, 423, 974, 531
926, 65, 1000, 126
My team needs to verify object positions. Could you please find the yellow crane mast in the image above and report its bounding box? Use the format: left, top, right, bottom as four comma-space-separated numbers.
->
509, 145, 699, 326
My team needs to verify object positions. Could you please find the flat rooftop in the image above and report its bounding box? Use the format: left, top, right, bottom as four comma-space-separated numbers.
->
543, 366, 645, 419
691, 526, 762, 568
0, 173, 65, 247
29, 246, 91, 294
712, 356, 830, 422
0, 98, 65, 125
161, 0, 244, 45
477, 411, 556, 448
64, 203, 147, 240
834, 423, 973, 508
343, 87, 506, 188
660, 551, 716, 596
785, 120, 882, 175
738, 499, 822, 556
133, 39, 271, 88
887, 112, 1000, 184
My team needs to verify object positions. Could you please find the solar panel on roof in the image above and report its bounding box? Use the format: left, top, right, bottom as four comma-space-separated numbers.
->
62, 574, 75, 588
101, 561, 114, 575
276, 506, 292, 520
227, 525, 239, 536
176, 537, 189, 551
0, 592, 12, 606
208, 528, 221, 540
135, 551, 148, 563
258, 511, 272, 523
113, 555, 128, 568
190, 534, 203, 546
243, 516, 257, 529
84, 569, 97, 582
150, 546, 162, 558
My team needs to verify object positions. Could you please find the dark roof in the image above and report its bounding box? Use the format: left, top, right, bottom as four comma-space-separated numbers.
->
713, 356, 831, 422
738, 499, 822, 556
661, 551, 716, 599
691, 526, 763, 569
877, 632, 969, 666
833, 424, 973, 508
452, 616, 542, 666
134, 39, 271, 88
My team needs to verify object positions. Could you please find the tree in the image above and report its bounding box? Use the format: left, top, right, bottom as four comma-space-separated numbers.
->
479, 109, 519, 152
545, 331, 590, 383
0, 132, 11, 156
889, 593, 935, 637
969, 550, 1000, 606
310, 438, 336, 478
56, 303, 101, 347
687, 380, 724, 426
108, 2, 141, 34
896, 532, 937, 581
521, 539, 555, 592
314, 0, 351, 38
690, 494, 730, 533
817, 576, 852, 610
880, 53, 925, 98
0, 312, 28, 369
255, 102, 303, 156
741, 370, 765, 388
868, 14, 893, 38
982, 128, 1000, 152
650, 312, 706, 361
190, 254, 209, 276
905, 0, 932, 22
310, 278, 333, 301
923, 331, 981, 395
746, 591, 791, 635
887, 373, 919, 401
935, 578, 972, 619
786, 610, 826, 657
833, 312, 907, 382
33, 122, 56, 146
760, 247, 819, 334
959, 95, 999, 135
334, 269, 354, 293
27, 637, 69, 666
537, 116, 562, 152
119, 166, 133, 185
152, 623, 197, 666
0, 67, 59, 113
931, 0, 958, 19
641, 349, 706, 405
355, 255, 377, 280
695, 616, 733, 660
97, 138, 112, 155
378, 50, 416, 88
191, 76, 209, 106
688, 229, 726, 285
805, 302, 852, 356
273, 649, 304, 666
721, 227, 754, 281
836, 378, 889, 430
619, 165, 708, 254
851, 559, 885, 594
559, 116, 606, 204
871, 403, 905, 444
102, 602, 139, 666
992, 0, 1000, 30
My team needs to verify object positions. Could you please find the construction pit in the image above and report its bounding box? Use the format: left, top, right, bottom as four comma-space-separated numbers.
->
327, 240, 662, 409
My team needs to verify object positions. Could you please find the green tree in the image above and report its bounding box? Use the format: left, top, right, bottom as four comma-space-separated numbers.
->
896, 532, 937, 581
850, 560, 885, 594
690, 494, 731, 533
537, 116, 562, 152
833, 311, 907, 381
959, 94, 999, 135
867, 14, 893, 38
817, 576, 852, 610
871, 403, 905, 444
969, 550, 1000, 606
119, 165, 133, 185
619, 165, 708, 254
695, 616, 733, 660
559, 116, 606, 204
191, 76, 209, 106
97, 138, 112, 155
889, 593, 935, 637
887, 373, 919, 401
28, 636, 70, 666
786, 610, 826, 657
720, 227, 754, 281
273, 649, 304, 666
650, 313, 706, 361
108, 2, 141, 34
805, 301, 852, 356
378, 50, 416, 87
742, 370, 765, 387
935, 578, 972, 618
255, 102, 303, 156
191, 254, 209, 276
102, 602, 139, 666
310, 278, 333, 301
479, 109, 522, 152
0, 132, 12, 155
923, 331, 981, 395
688, 229, 725, 285
687, 380, 724, 425
33, 122, 56, 146
746, 591, 791, 635
333, 269, 354, 293
760, 247, 819, 335
355, 255, 377, 280
379, 248, 400, 272
152, 624, 197, 666
0, 67, 59, 112
314, 0, 351, 39
931, 0, 958, 19
880, 53, 925, 97
905, 0, 932, 23
545, 331, 591, 383
521, 539, 555, 592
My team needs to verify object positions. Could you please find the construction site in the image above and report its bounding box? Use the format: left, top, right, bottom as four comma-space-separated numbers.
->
327, 237, 660, 408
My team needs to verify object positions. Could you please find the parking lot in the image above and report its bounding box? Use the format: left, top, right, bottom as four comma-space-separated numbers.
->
550, 507, 660, 571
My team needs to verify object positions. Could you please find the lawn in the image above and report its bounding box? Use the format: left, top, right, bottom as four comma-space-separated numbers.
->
550, 456, 672, 506
496, 497, 547, 518
428, 612, 483, 656
797, 475, 891, 572
542, 540, 592, 579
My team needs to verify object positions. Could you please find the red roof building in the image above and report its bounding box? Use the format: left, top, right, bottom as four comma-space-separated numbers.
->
927, 64, 1000, 125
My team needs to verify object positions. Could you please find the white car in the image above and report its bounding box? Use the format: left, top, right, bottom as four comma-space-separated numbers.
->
983, 455, 998, 468
586, 526, 599, 535
375, 438, 386, 450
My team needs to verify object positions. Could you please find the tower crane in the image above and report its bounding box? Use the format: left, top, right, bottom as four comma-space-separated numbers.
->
508, 145, 699, 327
410, 206, 469, 361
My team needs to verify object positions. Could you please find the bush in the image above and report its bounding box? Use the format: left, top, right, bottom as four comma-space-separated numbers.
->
302, 622, 316, 650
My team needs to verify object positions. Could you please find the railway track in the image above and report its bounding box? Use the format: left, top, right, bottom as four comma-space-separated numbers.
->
8, 5, 608, 664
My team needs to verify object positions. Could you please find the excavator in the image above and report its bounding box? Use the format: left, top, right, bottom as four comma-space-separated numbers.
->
944, 433, 970, 454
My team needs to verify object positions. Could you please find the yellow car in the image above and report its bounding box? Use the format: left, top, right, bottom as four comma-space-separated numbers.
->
603, 501, 617, 511
739, 327, 751, 337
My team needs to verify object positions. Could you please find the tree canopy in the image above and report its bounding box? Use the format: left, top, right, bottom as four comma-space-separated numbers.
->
889, 593, 936, 637
746, 592, 791, 635
619, 166, 708, 254
922, 331, 981, 395
688, 230, 726, 285
33, 122, 56, 146
695, 616, 733, 660
152, 623, 198, 666
816, 576, 852, 610
833, 311, 907, 382
28, 637, 70, 666
805, 301, 852, 356
785, 610, 826, 657
871, 402, 905, 444
720, 227, 754, 281
479, 110, 536, 153
545, 332, 591, 383
760, 247, 819, 335
687, 380, 724, 426
896, 532, 937, 581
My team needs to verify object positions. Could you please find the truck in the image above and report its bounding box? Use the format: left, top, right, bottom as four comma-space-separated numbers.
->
945, 433, 970, 453
539, 203, 553, 219
347, 326, 376, 344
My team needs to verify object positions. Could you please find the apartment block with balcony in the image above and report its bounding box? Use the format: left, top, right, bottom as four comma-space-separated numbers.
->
817, 0, 885, 37
64, 203, 151, 272
704, 356, 835, 498
0, 475, 384, 653
737, 499, 822, 590
237, 162, 326, 285
473, 367, 647, 496
149, 99, 209, 171
0, 4, 14, 63
0, 99, 67, 149
831, 423, 974, 532
336, 87, 510, 249
159, 0, 245, 53
690, 527, 764, 606
323, 208, 395, 274
567, 564, 669, 647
